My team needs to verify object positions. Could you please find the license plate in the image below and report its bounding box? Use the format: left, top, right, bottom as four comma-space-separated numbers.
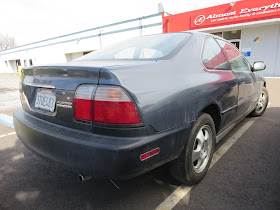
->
35, 89, 56, 112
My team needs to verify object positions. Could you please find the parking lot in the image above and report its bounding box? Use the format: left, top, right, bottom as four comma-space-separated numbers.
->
0, 73, 279, 209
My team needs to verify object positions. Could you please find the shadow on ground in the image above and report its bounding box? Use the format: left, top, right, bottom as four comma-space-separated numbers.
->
0, 136, 180, 209
174, 107, 280, 209
0, 107, 279, 209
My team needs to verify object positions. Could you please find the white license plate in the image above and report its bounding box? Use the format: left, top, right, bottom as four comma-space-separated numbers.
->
35, 89, 56, 112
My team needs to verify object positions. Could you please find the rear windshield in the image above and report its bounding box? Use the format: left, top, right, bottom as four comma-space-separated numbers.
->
76, 33, 191, 61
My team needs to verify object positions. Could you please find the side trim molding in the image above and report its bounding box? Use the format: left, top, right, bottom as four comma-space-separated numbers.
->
216, 106, 255, 143
222, 105, 237, 115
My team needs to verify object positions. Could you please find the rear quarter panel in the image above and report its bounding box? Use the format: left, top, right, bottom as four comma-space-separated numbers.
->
100, 33, 238, 132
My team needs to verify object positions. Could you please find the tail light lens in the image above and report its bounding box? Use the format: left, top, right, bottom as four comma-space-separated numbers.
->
93, 86, 141, 124
74, 85, 96, 121
74, 85, 141, 125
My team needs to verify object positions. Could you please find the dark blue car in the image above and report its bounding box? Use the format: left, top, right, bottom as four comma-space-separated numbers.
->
14, 32, 268, 184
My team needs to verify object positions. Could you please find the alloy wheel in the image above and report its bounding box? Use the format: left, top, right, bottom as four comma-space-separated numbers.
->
192, 125, 213, 173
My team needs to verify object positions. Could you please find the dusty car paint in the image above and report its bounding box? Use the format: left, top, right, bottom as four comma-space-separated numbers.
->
14, 32, 266, 179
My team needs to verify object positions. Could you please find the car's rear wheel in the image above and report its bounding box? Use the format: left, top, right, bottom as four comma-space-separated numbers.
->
250, 86, 269, 117
169, 113, 215, 185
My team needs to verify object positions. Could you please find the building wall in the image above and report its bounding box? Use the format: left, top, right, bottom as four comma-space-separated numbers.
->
0, 13, 162, 73
65, 52, 84, 62
161, 0, 280, 77
8, 60, 17, 72
275, 24, 280, 77
241, 23, 280, 77
0, 60, 14, 73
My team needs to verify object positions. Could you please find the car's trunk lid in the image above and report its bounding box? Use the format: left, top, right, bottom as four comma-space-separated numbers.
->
20, 60, 156, 130
21, 65, 100, 131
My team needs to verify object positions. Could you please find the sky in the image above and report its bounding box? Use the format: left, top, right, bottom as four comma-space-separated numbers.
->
0, 0, 235, 46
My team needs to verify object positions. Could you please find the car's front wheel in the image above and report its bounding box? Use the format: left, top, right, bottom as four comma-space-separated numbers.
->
169, 113, 215, 185
250, 86, 269, 117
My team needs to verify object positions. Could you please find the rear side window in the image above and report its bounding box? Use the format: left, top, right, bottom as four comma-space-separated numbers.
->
202, 37, 230, 70
216, 39, 251, 72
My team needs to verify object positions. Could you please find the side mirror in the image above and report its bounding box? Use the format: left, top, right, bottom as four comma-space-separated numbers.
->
253, 61, 266, 72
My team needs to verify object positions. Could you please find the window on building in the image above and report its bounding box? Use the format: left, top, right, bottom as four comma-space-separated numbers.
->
216, 39, 251, 72
202, 37, 230, 70
24, 60, 27, 67
211, 30, 241, 40
211, 30, 241, 49
16, 60, 21, 67
83, 51, 93, 55
223, 30, 241, 40
5, 61, 8, 67
66, 52, 86, 62
212, 32, 222, 38
230, 41, 240, 49
29, 59, 33, 66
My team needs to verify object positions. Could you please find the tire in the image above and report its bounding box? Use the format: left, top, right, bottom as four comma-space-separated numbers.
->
169, 113, 216, 185
250, 86, 269, 117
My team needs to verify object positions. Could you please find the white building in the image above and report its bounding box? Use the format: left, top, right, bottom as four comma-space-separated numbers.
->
0, 13, 162, 73
162, 0, 280, 77
2, 0, 280, 77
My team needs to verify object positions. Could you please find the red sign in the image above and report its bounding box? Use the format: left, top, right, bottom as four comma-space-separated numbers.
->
163, 0, 280, 33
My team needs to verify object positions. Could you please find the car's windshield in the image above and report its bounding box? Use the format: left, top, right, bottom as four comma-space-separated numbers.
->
76, 33, 191, 61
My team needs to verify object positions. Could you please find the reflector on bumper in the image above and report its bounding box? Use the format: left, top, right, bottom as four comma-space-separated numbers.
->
140, 148, 160, 161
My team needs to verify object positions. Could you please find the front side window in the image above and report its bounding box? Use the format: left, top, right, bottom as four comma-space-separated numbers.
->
202, 37, 230, 70
76, 33, 192, 61
216, 39, 251, 72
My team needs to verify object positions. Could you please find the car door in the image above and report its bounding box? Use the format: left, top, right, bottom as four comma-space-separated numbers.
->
216, 39, 257, 121
201, 37, 239, 131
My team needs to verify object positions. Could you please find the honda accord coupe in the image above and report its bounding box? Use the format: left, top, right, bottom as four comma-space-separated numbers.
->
14, 32, 268, 184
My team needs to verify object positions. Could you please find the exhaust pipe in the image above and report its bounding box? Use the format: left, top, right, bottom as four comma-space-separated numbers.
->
78, 174, 92, 182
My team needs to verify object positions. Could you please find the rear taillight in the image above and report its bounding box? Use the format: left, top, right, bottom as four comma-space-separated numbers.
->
74, 85, 96, 121
74, 85, 141, 125
93, 86, 141, 124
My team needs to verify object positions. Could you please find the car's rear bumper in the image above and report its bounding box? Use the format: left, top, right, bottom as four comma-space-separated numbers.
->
14, 108, 194, 179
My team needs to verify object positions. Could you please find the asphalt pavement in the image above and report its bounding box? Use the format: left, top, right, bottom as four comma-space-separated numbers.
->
0, 74, 279, 209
